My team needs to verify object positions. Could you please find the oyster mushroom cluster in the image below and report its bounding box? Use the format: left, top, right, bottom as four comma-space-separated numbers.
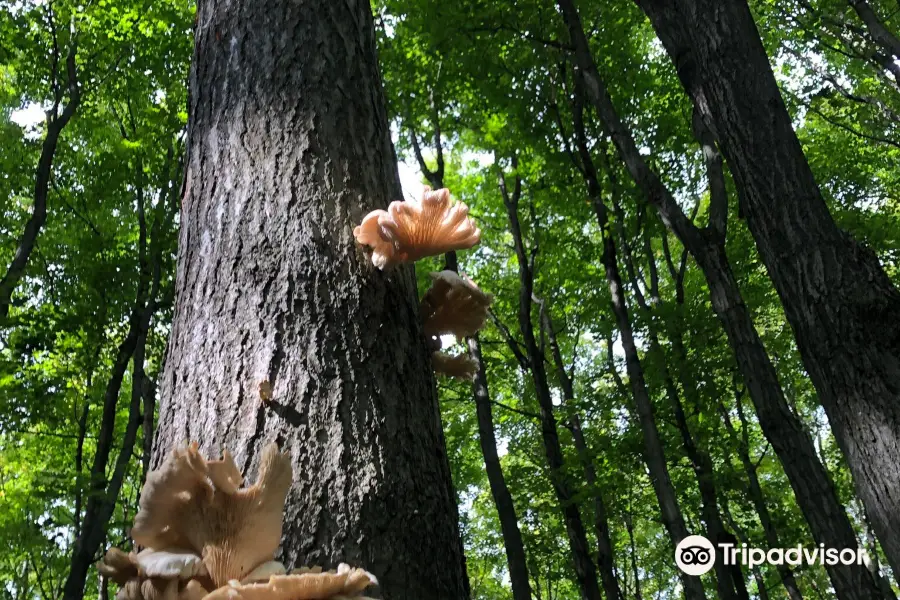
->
354, 187, 492, 380
99, 443, 377, 600
353, 186, 481, 269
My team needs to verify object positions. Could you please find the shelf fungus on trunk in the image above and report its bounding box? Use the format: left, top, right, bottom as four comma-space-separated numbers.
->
98, 443, 379, 600
421, 271, 491, 382
421, 271, 493, 339
97, 547, 212, 600
432, 351, 479, 381
353, 186, 481, 269
204, 564, 378, 600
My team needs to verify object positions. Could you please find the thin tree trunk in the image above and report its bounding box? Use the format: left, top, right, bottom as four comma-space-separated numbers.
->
563, 82, 705, 600
861, 504, 899, 597
720, 500, 771, 600
717, 383, 804, 600
0, 14, 80, 320
497, 156, 603, 600
847, 0, 900, 58
140, 374, 155, 484
614, 206, 747, 600
151, 2, 469, 597
555, 3, 886, 596
540, 307, 623, 600
468, 336, 534, 600
625, 510, 643, 600
448, 228, 527, 595
634, 0, 900, 580
62, 152, 170, 600
73, 400, 90, 539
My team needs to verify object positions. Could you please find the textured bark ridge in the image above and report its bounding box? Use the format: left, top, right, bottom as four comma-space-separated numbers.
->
153, 1, 469, 598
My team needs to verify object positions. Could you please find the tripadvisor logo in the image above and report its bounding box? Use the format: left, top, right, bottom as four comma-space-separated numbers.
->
676, 536, 716, 576
675, 535, 870, 576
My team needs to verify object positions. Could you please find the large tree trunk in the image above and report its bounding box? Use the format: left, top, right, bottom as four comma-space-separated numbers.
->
556, 2, 887, 597
467, 336, 534, 600
634, 0, 900, 579
151, 2, 470, 598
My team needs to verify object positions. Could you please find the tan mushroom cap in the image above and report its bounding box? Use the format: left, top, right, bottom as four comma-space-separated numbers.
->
135, 549, 209, 579
205, 449, 243, 494
100, 547, 212, 600
353, 210, 395, 270
131, 442, 293, 587
112, 577, 212, 600
203, 564, 377, 600
99, 548, 140, 585
421, 270, 493, 339
353, 187, 481, 269
432, 351, 478, 380
141, 578, 180, 600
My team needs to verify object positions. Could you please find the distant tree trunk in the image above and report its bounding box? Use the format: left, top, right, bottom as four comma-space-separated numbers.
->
634, 0, 900, 579
564, 84, 705, 600
614, 207, 747, 600
141, 375, 155, 484
467, 336, 534, 600
0, 13, 80, 321
717, 383, 804, 600
847, 0, 900, 59
150, 2, 470, 598
446, 243, 529, 596
861, 506, 899, 596
556, 2, 887, 596
540, 307, 624, 600
497, 156, 604, 600
62, 149, 171, 600
720, 500, 771, 600
624, 511, 643, 600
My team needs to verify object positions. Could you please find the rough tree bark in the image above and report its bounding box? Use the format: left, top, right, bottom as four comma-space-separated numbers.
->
150, 2, 469, 598
563, 85, 705, 600
555, 2, 886, 596
633, 0, 900, 579
497, 156, 603, 600
468, 336, 534, 600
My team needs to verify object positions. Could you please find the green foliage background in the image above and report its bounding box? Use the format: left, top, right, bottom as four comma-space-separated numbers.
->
1, 0, 898, 598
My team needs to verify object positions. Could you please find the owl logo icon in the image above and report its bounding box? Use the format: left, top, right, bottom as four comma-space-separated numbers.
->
676, 535, 716, 576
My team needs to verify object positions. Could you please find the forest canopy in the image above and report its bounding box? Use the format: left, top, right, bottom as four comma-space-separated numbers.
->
1, 0, 899, 599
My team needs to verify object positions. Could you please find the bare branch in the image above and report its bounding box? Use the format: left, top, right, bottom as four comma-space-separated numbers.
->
488, 309, 530, 370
